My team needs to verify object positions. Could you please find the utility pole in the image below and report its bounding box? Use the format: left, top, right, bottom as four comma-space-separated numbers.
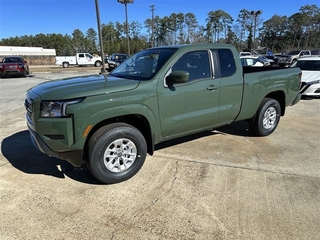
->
150, 4, 155, 47
95, 0, 106, 74
250, 10, 262, 53
118, 0, 133, 56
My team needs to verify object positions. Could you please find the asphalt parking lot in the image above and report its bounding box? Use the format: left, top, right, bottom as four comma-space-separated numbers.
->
0, 67, 320, 239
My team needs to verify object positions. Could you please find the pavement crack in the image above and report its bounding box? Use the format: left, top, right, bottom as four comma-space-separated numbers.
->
151, 159, 178, 206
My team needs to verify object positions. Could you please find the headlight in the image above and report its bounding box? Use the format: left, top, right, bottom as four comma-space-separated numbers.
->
309, 79, 320, 85
40, 99, 83, 118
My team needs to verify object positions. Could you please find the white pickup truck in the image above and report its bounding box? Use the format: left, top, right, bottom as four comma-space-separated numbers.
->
56, 53, 102, 68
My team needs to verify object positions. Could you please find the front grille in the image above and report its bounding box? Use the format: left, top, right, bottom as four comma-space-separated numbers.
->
25, 97, 33, 121
5, 65, 17, 69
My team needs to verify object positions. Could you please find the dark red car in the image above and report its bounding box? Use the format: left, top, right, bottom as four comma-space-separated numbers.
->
0, 56, 29, 78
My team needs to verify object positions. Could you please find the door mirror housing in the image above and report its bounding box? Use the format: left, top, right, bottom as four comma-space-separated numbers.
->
167, 70, 189, 84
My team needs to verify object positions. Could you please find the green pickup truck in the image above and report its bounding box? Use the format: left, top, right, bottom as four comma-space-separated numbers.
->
25, 44, 301, 184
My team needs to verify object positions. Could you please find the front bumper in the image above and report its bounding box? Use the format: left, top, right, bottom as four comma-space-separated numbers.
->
28, 125, 84, 167
299, 82, 320, 96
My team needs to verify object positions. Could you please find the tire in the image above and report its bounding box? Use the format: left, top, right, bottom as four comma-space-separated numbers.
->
87, 123, 147, 184
62, 62, 69, 68
249, 98, 281, 136
95, 61, 102, 67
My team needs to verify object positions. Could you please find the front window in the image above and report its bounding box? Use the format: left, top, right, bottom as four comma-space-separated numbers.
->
110, 48, 177, 80
3, 57, 22, 63
85, 54, 93, 59
288, 51, 300, 55
171, 50, 210, 82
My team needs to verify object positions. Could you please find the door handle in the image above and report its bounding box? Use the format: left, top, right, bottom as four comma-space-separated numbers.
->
207, 85, 218, 91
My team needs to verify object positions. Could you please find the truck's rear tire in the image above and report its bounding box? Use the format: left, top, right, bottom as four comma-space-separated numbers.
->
87, 123, 147, 184
62, 62, 69, 68
249, 98, 281, 136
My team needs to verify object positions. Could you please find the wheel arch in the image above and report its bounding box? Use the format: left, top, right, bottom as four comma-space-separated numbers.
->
84, 114, 154, 157
246, 91, 285, 124
265, 90, 285, 116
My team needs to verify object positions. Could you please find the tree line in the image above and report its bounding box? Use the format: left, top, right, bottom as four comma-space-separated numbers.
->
0, 4, 319, 56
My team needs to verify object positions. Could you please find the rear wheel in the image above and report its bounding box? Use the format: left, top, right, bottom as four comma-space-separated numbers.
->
249, 98, 281, 136
87, 123, 147, 184
62, 62, 69, 68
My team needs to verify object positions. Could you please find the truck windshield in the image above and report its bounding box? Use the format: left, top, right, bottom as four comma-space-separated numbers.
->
288, 51, 300, 55
296, 60, 320, 71
110, 48, 178, 80
3, 57, 22, 63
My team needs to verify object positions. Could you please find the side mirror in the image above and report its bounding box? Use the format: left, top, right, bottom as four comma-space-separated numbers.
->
166, 70, 189, 84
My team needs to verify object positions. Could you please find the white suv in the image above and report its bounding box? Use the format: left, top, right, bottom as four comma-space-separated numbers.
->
293, 56, 320, 97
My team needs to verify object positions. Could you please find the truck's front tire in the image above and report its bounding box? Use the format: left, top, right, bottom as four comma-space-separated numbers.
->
87, 123, 147, 184
95, 61, 102, 67
249, 98, 281, 136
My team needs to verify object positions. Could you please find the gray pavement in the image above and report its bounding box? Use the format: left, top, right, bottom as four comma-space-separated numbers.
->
0, 71, 320, 239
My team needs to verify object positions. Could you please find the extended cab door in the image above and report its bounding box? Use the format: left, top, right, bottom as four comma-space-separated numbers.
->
157, 50, 220, 138
210, 48, 243, 124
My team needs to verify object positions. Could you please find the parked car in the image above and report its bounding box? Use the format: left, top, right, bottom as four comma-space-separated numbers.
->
239, 52, 252, 57
240, 56, 264, 67
278, 50, 311, 66
265, 55, 279, 64
0, 56, 29, 77
106, 53, 129, 71
259, 56, 274, 66
292, 56, 320, 97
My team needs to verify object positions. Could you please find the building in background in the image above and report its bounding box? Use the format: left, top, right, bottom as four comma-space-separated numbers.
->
0, 46, 56, 65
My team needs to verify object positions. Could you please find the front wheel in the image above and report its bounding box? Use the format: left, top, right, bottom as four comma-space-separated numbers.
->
249, 98, 281, 136
95, 61, 102, 67
87, 123, 147, 184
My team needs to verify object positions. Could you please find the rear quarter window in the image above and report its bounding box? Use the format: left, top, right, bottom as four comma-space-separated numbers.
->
216, 49, 236, 77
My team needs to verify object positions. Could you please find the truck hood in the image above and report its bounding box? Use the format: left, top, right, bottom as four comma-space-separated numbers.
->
301, 70, 320, 83
29, 74, 140, 100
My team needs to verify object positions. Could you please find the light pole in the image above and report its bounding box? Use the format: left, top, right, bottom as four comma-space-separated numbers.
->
118, 0, 133, 56
250, 10, 262, 52
95, 0, 106, 74
150, 4, 155, 47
